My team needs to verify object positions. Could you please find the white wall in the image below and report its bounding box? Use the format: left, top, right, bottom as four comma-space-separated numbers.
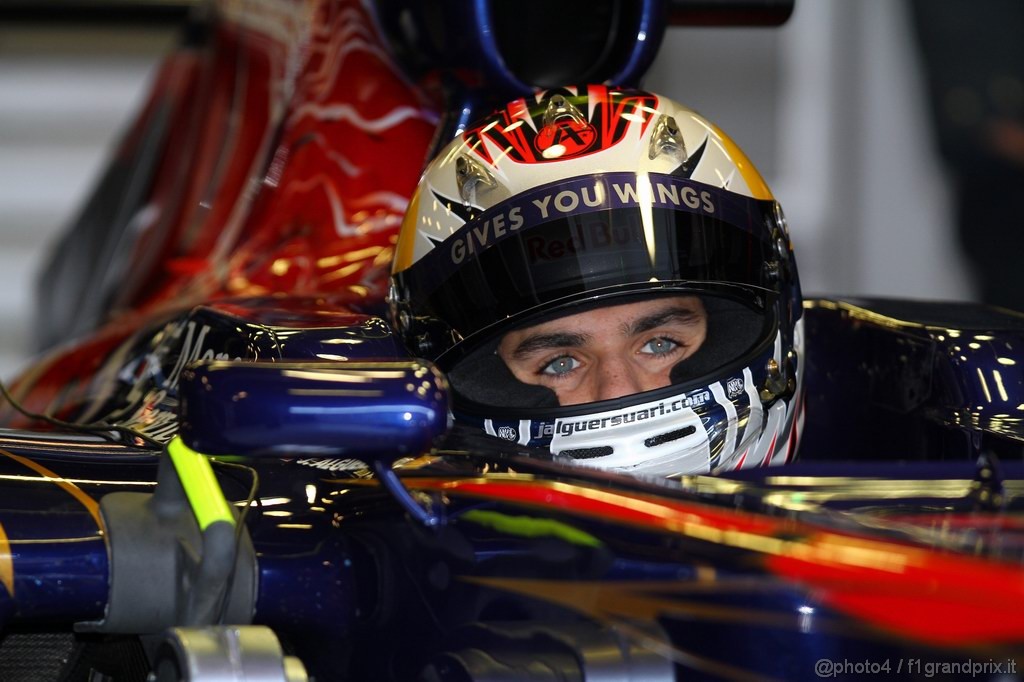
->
0, 24, 175, 377
648, 0, 974, 301
0, 2, 976, 377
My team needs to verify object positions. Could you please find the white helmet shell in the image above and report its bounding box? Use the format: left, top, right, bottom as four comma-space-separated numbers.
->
391, 85, 802, 478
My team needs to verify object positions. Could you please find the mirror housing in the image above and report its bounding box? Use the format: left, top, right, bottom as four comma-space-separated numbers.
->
178, 360, 450, 463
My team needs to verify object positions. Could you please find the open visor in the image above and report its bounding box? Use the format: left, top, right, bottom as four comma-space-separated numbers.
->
393, 173, 780, 360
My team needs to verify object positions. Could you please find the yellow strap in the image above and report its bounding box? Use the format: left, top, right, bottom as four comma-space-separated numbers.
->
167, 436, 236, 530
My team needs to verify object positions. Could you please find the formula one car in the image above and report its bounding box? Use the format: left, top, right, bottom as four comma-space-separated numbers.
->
1, 1, 1023, 680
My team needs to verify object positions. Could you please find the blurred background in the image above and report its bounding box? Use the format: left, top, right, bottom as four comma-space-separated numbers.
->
0, 0, 993, 376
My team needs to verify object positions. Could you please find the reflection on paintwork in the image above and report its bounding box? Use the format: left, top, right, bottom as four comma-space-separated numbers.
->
763, 475, 972, 489
258, 497, 292, 507
287, 389, 384, 398
0, 522, 12, 597
0, 434, 142, 449
993, 369, 1010, 401
5, 536, 103, 545
462, 575, 802, 679
978, 368, 993, 402
804, 299, 927, 331
0, 474, 156, 487
1, 449, 103, 526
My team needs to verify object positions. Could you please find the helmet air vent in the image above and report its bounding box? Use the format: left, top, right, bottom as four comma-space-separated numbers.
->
542, 94, 588, 129
456, 154, 498, 206
644, 425, 697, 448
648, 114, 688, 165
562, 446, 614, 459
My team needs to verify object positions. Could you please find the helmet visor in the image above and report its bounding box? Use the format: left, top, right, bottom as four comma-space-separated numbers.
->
393, 173, 779, 358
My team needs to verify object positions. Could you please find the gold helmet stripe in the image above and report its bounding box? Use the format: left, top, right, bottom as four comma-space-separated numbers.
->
709, 121, 773, 201
392, 185, 423, 274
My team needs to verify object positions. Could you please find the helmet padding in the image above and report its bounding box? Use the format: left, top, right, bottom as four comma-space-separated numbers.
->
448, 295, 766, 410
670, 297, 767, 384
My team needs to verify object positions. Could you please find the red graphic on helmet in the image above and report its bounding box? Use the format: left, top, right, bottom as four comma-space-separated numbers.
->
535, 117, 597, 158
464, 85, 658, 164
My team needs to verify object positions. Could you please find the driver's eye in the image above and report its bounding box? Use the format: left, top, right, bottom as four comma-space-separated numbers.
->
641, 337, 680, 355
541, 355, 580, 376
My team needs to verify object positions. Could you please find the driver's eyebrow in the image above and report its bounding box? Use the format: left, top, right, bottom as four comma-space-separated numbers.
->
627, 306, 705, 336
507, 332, 588, 360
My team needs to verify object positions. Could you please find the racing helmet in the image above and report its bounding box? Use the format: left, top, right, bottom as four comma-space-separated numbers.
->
390, 85, 803, 477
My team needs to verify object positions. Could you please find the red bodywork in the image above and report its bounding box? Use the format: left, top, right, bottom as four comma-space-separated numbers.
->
6, 0, 438, 422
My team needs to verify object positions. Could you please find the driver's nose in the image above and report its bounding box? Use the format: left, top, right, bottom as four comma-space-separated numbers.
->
592, 357, 644, 402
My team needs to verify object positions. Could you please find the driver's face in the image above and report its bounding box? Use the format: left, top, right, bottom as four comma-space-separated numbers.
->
498, 296, 707, 406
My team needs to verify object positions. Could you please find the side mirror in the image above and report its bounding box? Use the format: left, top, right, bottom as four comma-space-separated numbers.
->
178, 359, 451, 526
178, 359, 450, 463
